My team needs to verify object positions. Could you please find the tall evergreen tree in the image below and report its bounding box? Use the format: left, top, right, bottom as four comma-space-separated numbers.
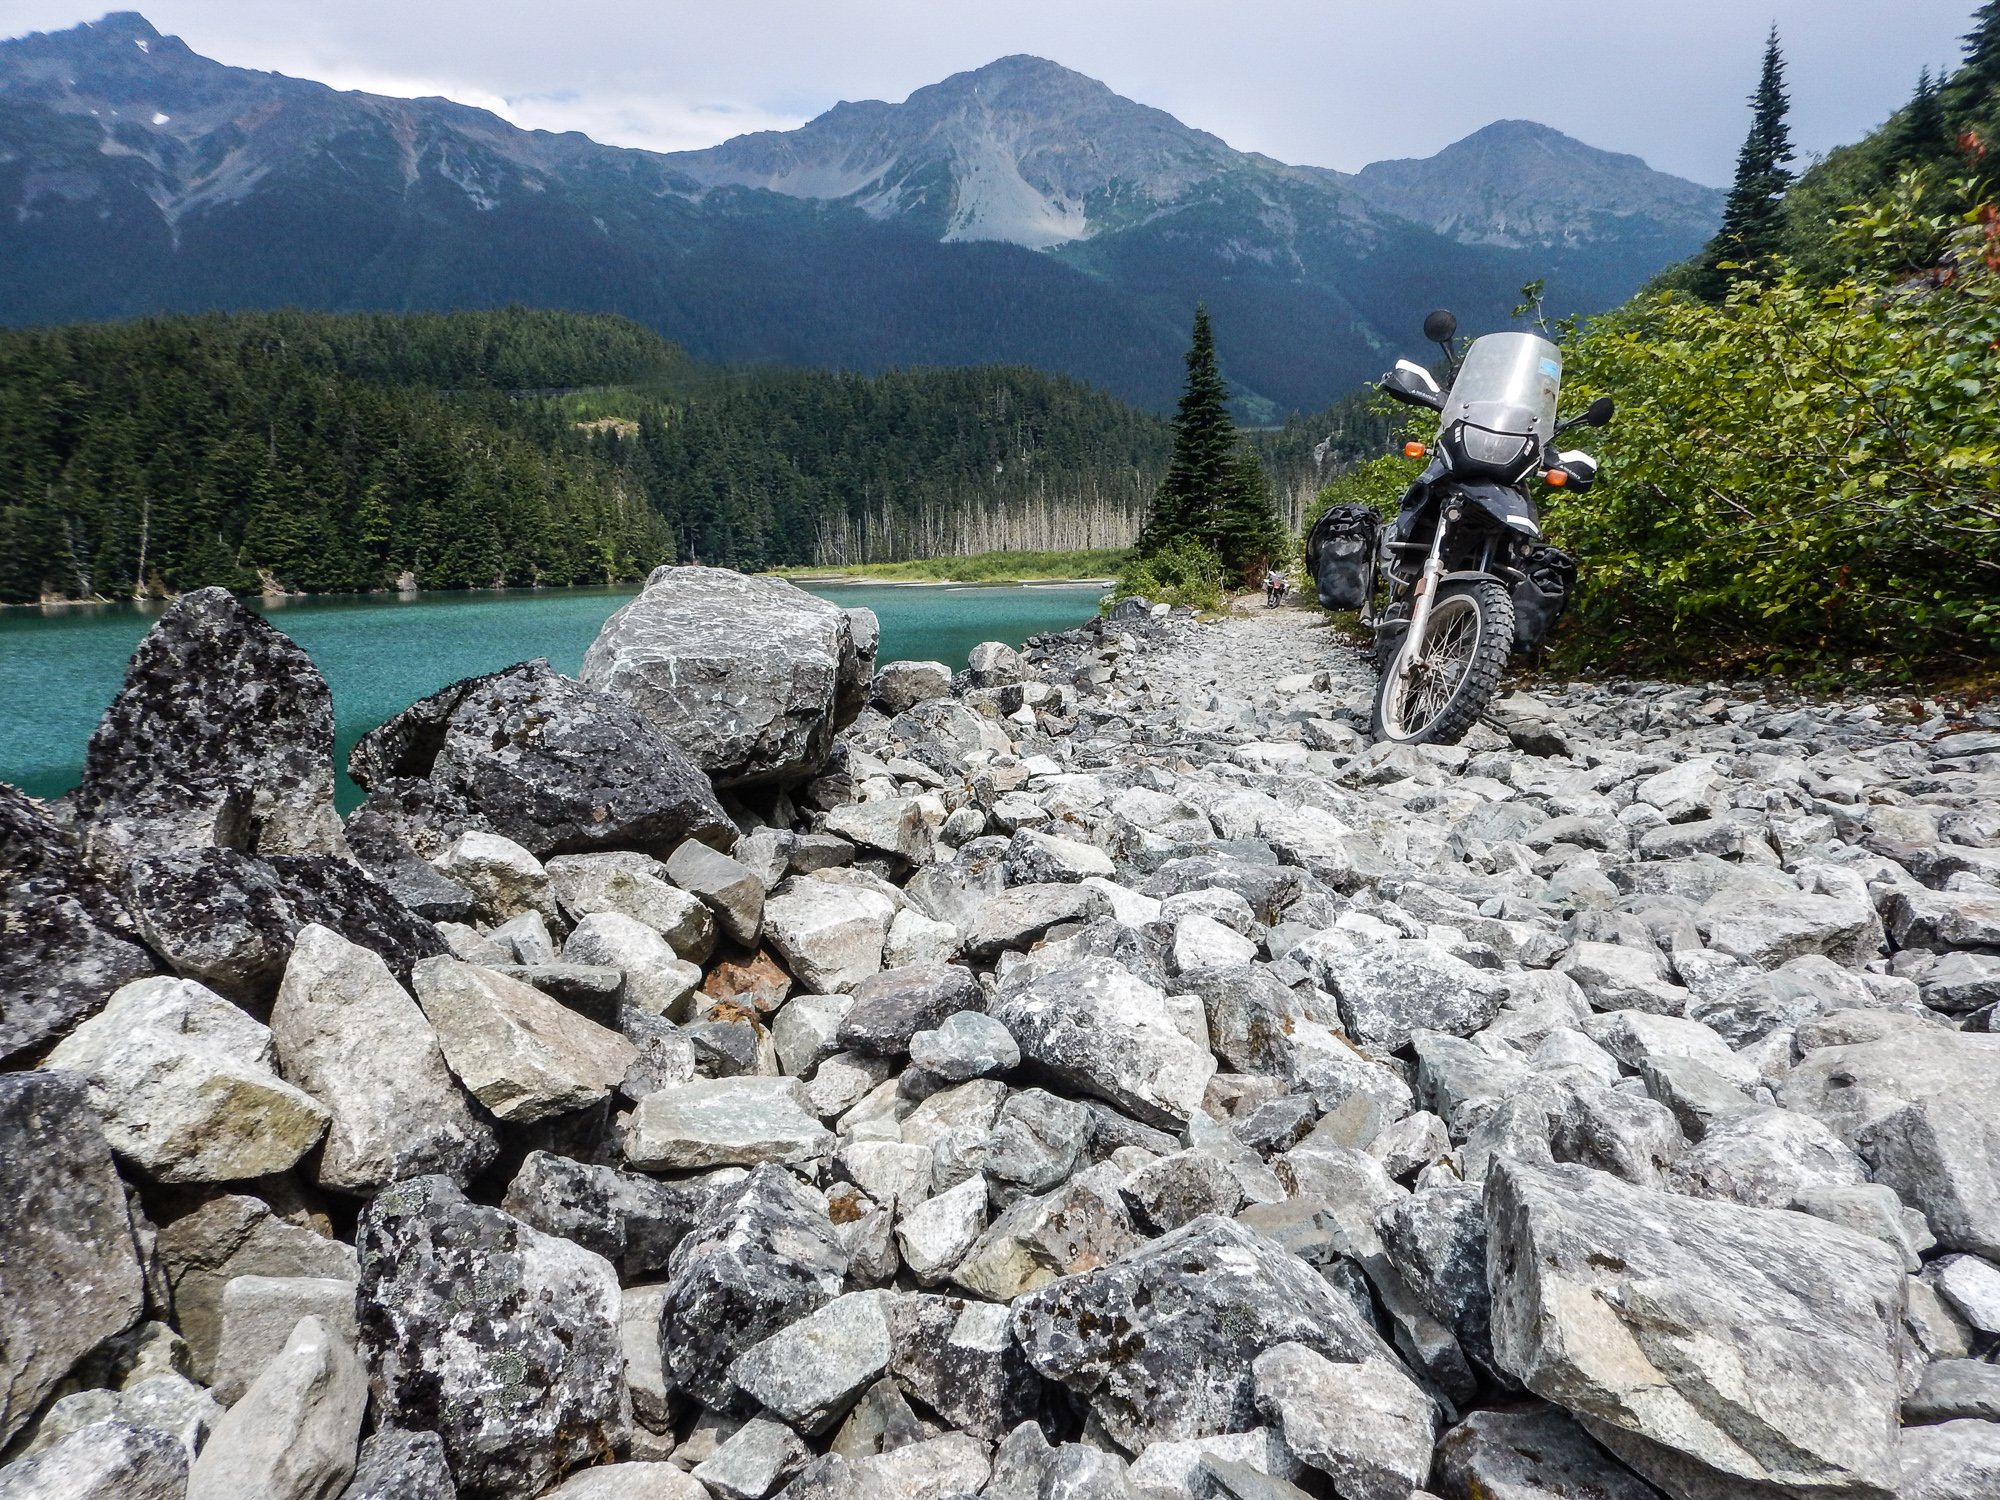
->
1943, 1, 2000, 127
1688, 27, 1797, 302
1214, 452, 1286, 580
1881, 69, 1953, 170
1137, 307, 1234, 556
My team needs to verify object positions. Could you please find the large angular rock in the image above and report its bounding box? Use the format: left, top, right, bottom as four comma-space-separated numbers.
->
0, 784, 159, 1067
0, 1072, 147, 1447
125, 846, 441, 1005
502, 1150, 718, 1281
895, 1174, 989, 1284
623, 1077, 834, 1170
349, 658, 734, 858
156, 1194, 357, 1384
12, 1373, 221, 1469
667, 841, 767, 948
886, 1295, 1049, 1442
727, 1290, 895, 1435
963, 884, 1108, 960
1485, 1158, 1905, 1500
337, 1428, 458, 1500
838, 965, 983, 1057
1666, 1107, 1868, 1208
581, 567, 866, 788
1251, 1343, 1437, 1500
72, 587, 346, 870
872, 660, 953, 715
564, 912, 704, 1018
1011, 1215, 1396, 1450
695, 1417, 813, 1500
1308, 940, 1505, 1052
1127, 1429, 1301, 1500
990, 958, 1216, 1130
357, 1175, 628, 1499
0, 1417, 189, 1499
952, 1164, 1143, 1302
412, 956, 636, 1122
547, 1463, 710, 1499
184, 1314, 367, 1500
549, 852, 717, 959
661, 1164, 849, 1411
825, 799, 933, 866
45, 975, 330, 1183
1175, 965, 1321, 1077
342, 802, 477, 923
1899, 1420, 2000, 1500
908, 1011, 1020, 1081
1432, 1404, 1665, 1500
763, 879, 897, 994
1378, 1181, 1510, 1387
1781, 1020, 2000, 1258
272, 924, 497, 1190
210, 1274, 361, 1406
1696, 864, 1884, 969
1882, 887, 2000, 951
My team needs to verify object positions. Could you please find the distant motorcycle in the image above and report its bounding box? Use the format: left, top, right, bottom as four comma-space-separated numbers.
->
1306, 309, 1612, 744
1264, 573, 1288, 608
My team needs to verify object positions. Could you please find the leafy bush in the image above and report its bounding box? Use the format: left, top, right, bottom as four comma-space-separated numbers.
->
1110, 535, 1224, 613
1545, 210, 2000, 676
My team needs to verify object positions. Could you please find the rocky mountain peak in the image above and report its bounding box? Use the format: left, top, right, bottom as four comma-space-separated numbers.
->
1348, 117, 1723, 250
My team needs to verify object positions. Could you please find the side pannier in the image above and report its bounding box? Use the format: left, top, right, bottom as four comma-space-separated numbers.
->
1307, 504, 1381, 611
1511, 543, 1577, 651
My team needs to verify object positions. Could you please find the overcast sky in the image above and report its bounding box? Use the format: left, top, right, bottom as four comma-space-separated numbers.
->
2, 1, 1978, 184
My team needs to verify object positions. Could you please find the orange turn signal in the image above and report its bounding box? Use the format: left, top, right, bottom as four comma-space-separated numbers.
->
1403, 442, 1426, 458
1545, 470, 1568, 486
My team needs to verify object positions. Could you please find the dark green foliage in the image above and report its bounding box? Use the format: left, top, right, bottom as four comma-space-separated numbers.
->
0, 308, 1172, 603
1213, 452, 1287, 581
0, 310, 680, 602
1136, 308, 1236, 555
1942, 1, 2000, 125
1687, 28, 1796, 301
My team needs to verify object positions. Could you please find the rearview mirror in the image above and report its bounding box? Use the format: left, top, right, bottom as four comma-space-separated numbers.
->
1422, 309, 1458, 346
1582, 395, 1616, 427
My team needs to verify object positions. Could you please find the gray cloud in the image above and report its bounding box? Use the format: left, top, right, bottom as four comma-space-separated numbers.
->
2, 0, 1975, 184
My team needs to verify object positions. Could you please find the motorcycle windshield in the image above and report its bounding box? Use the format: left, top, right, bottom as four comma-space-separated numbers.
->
1439, 332, 1561, 448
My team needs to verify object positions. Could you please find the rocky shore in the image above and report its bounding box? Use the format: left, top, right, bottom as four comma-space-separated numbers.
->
2, 564, 1998, 1500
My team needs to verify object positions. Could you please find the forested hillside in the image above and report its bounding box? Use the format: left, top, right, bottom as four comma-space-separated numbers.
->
0, 308, 1172, 602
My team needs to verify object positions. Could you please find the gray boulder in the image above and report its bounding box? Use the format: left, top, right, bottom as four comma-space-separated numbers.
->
349, 659, 734, 859
210, 1275, 361, 1406
72, 587, 346, 871
908, 1011, 1020, 1081
694, 1417, 813, 1500
126, 846, 445, 1005
989, 958, 1216, 1130
411, 957, 637, 1123
1175, 965, 1321, 1077
341, 803, 477, 923
272, 924, 497, 1191
548, 852, 717, 960
0, 1072, 146, 1447
156, 1194, 357, 1385
1432, 1404, 1664, 1500
0, 784, 159, 1067
44, 975, 330, 1183
184, 1314, 367, 1500
1119, 1150, 1246, 1235
580, 566, 866, 787
1378, 1181, 1512, 1388
727, 1290, 895, 1435
964, 884, 1108, 960
887, 1295, 1049, 1442
1666, 1107, 1867, 1208
667, 841, 766, 948
1011, 1215, 1396, 1449
1309, 939, 1505, 1052
1899, 1420, 2000, 1500
763, 880, 897, 993
871, 661, 952, 715
623, 1077, 834, 1170
1907, 1360, 2000, 1424
839, 965, 983, 1056
501, 1150, 718, 1282
660, 1164, 849, 1411
0, 1417, 188, 1500
1250, 1343, 1437, 1500
357, 1175, 628, 1500
1485, 1158, 1905, 1500
1781, 1020, 2000, 1258
337, 1429, 457, 1500
983, 1088, 1093, 1196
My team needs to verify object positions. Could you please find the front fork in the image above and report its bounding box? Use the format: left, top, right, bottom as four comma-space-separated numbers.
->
1389, 521, 1451, 675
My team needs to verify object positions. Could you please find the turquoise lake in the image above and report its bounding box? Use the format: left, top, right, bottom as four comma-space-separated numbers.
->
0, 581, 1105, 812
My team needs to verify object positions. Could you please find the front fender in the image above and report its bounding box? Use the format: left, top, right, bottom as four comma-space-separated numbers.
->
1452, 481, 1541, 538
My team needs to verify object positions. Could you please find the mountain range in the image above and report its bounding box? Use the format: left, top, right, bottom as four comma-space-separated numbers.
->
0, 13, 1722, 411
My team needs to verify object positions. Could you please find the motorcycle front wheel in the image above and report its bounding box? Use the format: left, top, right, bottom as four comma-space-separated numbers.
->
1369, 579, 1513, 745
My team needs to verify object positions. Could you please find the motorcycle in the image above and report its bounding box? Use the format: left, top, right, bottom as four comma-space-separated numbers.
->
1306, 309, 1612, 745
1264, 575, 1288, 608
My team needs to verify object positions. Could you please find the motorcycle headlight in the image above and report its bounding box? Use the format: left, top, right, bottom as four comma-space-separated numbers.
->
1453, 423, 1533, 469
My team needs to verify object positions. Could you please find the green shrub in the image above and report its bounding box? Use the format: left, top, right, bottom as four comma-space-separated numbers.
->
1109, 535, 1223, 612
1547, 209, 2000, 676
